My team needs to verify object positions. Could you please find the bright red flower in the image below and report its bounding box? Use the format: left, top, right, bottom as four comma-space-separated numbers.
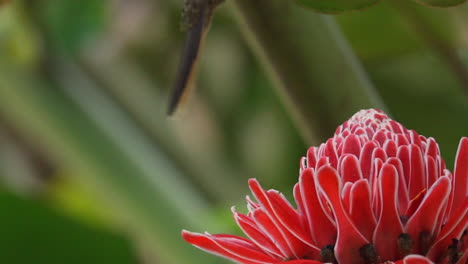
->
182, 109, 468, 264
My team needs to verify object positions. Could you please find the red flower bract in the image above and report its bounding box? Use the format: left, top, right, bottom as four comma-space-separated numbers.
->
182, 109, 468, 264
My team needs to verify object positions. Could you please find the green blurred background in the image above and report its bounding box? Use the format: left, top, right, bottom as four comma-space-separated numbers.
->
0, 0, 467, 263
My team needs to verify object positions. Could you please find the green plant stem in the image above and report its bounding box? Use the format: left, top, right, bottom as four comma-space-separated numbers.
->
229, 0, 386, 144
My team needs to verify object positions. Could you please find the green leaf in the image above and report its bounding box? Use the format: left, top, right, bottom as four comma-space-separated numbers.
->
39, 0, 106, 53
0, 190, 137, 264
294, 0, 380, 13
413, 0, 467, 7
337, 3, 423, 60
336, 2, 456, 60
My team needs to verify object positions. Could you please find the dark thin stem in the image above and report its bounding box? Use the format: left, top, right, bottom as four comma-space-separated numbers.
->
168, 0, 225, 115
168, 1, 210, 115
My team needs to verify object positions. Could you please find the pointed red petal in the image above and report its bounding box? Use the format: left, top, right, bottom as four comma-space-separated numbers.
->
435, 197, 468, 242
281, 260, 324, 264
299, 168, 336, 248
252, 208, 293, 258
294, 183, 306, 218
349, 179, 376, 241
373, 164, 404, 261
249, 179, 311, 259
451, 137, 468, 215
405, 176, 451, 254
316, 166, 369, 264
182, 230, 275, 264
249, 180, 296, 255
294, 183, 314, 243
233, 209, 284, 259
427, 198, 468, 261
267, 190, 318, 251
210, 234, 266, 250
246, 195, 261, 211
209, 234, 279, 263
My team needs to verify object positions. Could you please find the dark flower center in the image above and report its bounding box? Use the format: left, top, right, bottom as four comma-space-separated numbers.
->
317, 230, 467, 264
320, 244, 336, 263
447, 239, 461, 264
397, 233, 413, 257
359, 244, 380, 264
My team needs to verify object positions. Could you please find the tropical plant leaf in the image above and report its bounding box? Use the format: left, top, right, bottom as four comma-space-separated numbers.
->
336, 2, 455, 60
39, 0, 106, 53
413, 0, 467, 7
0, 190, 137, 264
294, 0, 380, 13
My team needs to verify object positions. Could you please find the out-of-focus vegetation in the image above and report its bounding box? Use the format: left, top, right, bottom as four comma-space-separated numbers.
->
0, 0, 467, 263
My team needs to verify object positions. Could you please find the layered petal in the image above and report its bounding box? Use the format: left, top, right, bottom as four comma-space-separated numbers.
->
233, 208, 285, 259
451, 138, 468, 215
316, 166, 369, 264
405, 177, 451, 254
181, 230, 277, 264
373, 164, 404, 261
299, 168, 337, 248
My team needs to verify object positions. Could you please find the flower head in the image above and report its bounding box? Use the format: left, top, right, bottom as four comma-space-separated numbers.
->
182, 109, 468, 264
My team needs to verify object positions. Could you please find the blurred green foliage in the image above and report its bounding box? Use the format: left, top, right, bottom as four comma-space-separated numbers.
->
0, 0, 467, 263
39, 0, 106, 53
0, 189, 137, 264
295, 0, 466, 13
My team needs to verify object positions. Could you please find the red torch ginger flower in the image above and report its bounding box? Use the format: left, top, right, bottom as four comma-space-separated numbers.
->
182, 109, 468, 264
